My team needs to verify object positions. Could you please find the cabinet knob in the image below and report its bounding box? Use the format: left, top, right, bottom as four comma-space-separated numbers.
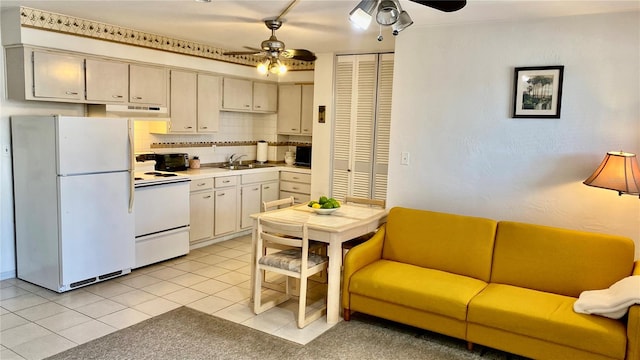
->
291, 128, 298, 131
132, 96, 143, 100
203, 195, 212, 199
245, 104, 250, 108
112, 95, 124, 99
65, 91, 78, 95
201, 126, 208, 129
185, 126, 193, 129
264, 186, 270, 190
255, 105, 261, 109
223, 180, 230, 183
218, 193, 225, 196
197, 183, 206, 186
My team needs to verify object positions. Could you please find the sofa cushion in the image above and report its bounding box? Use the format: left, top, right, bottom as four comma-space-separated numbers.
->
468, 283, 627, 359
348, 259, 488, 321
383, 207, 497, 282
491, 221, 635, 297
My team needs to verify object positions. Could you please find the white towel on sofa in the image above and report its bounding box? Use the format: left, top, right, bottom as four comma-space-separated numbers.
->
573, 276, 640, 319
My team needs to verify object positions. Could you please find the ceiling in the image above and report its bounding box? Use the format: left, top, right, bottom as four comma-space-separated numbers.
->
1, 0, 638, 55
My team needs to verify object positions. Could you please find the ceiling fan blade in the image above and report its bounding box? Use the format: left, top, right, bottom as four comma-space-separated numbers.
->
223, 50, 262, 56
409, 0, 467, 12
282, 49, 316, 62
243, 46, 263, 52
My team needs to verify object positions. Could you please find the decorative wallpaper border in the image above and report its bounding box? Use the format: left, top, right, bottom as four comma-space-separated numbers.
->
18, 6, 314, 71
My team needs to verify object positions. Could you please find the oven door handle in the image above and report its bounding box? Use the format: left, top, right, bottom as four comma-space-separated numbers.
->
128, 119, 134, 214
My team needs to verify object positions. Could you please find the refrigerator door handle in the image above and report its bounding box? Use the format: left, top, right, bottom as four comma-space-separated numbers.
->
128, 119, 134, 214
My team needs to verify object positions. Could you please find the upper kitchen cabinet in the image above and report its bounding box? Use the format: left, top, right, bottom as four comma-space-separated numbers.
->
222, 77, 277, 113
169, 70, 197, 133
252, 82, 277, 112
6, 47, 84, 102
197, 74, 221, 133
85, 58, 128, 103
129, 64, 168, 106
277, 84, 313, 135
150, 72, 220, 134
222, 77, 252, 111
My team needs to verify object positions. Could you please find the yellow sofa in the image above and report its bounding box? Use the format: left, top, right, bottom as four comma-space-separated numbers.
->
342, 207, 639, 360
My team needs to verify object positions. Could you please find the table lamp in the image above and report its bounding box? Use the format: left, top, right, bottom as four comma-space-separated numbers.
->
583, 151, 640, 198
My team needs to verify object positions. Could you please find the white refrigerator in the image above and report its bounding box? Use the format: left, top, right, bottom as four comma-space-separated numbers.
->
11, 115, 135, 292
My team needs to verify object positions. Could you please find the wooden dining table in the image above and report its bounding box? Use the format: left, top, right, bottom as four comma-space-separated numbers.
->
250, 203, 387, 324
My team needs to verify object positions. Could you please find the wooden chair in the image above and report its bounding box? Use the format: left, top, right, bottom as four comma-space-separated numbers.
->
253, 218, 328, 328
342, 196, 386, 254
263, 196, 327, 286
344, 196, 386, 208
262, 196, 295, 212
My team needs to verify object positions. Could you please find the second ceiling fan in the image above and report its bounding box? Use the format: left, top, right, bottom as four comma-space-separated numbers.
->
223, 0, 316, 75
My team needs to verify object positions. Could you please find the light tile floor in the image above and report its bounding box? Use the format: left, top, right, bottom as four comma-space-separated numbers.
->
0, 235, 334, 360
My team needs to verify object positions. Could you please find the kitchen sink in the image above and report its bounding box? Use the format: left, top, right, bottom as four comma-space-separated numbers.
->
219, 163, 276, 170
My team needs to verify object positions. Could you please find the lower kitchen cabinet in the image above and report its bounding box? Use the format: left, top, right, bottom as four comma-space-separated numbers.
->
189, 178, 214, 243
240, 172, 279, 229
280, 171, 311, 204
214, 176, 238, 237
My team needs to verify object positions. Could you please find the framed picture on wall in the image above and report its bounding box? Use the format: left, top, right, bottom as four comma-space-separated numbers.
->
512, 66, 564, 118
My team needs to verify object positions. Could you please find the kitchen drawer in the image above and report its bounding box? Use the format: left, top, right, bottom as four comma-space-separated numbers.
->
215, 176, 237, 188
280, 190, 310, 204
280, 171, 311, 184
280, 180, 311, 194
241, 171, 279, 184
190, 177, 214, 191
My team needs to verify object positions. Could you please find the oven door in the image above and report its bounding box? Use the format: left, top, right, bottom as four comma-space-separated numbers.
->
134, 180, 190, 237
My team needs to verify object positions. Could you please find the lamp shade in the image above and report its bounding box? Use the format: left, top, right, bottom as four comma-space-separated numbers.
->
583, 151, 640, 197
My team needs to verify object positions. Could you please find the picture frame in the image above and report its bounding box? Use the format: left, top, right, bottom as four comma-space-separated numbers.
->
512, 65, 564, 118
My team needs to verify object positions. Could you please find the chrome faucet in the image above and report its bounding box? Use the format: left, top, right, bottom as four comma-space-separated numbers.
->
228, 154, 247, 166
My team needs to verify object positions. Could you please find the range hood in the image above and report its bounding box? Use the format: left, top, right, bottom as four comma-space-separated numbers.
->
87, 104, 169, 120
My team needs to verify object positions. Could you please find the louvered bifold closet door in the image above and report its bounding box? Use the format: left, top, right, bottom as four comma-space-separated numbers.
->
332, 56, 355, 201
351, 55, 378, 199
372, 54, 394, 200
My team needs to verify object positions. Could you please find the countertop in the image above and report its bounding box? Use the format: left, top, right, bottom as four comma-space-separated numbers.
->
176, 164, 311, 180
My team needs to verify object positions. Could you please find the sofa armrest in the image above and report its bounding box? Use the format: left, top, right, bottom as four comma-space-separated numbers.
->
627, 261, 640, 360
342, 224, 386, 309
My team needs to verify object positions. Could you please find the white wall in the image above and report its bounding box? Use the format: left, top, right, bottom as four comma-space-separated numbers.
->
387, 11, 640, 258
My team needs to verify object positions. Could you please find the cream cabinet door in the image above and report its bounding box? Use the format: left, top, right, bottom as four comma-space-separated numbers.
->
170, 70, 197, 133
222, 78, 252, 111
32, 51, 84, 101
277, 84, 302, 134
240, 184, 261, 229
197, 74, 221, 132
130, 64, 167, 106
300, 84, 314, 135
85, 59, 128, 103
214, 188, 237, 236
189, 191, 214, 243
253, 82, 277, 112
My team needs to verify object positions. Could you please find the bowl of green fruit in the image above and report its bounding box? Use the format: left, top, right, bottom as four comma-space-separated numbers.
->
308, 196, 341, 215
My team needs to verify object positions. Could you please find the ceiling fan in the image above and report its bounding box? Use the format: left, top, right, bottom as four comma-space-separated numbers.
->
223, 0, 316, 75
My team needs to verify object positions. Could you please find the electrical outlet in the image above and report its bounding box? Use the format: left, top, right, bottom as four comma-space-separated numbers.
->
2, 144, 10, 157
401, 152, 410, 165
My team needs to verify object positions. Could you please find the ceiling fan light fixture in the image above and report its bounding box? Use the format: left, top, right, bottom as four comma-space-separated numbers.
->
376, 0, 400, 26
392, 10, 413, 35
257, 58, 270, 75
349, 0, 377, 30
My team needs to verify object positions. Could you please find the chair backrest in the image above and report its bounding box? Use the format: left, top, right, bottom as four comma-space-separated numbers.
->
344, 196, 386, 208
263, 196, 295, 212
258, 217, 308, 250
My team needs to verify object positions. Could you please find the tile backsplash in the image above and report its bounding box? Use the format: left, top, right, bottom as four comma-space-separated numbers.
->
134, 111, 309, 164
